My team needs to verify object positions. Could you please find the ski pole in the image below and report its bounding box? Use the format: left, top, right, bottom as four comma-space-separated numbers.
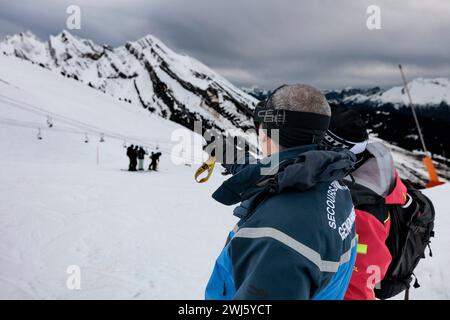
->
194, 156, 216, 183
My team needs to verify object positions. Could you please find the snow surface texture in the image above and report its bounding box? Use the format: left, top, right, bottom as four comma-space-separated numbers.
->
409, 185, 450, 299
0, 30, 258, 133
0, 54, 448, 299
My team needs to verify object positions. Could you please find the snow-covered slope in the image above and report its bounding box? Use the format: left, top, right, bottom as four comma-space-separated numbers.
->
0, 53, 237, 299
397, 183, 450, 300
0, 30, 257, 133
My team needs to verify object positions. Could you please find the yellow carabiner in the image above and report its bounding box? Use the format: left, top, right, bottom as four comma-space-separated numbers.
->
194, 156, 217, 183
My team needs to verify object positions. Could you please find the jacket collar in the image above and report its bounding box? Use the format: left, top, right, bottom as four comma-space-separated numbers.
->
212, 145, 355, 211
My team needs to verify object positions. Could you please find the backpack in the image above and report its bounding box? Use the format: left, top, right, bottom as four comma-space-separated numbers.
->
374, 182, 435, 300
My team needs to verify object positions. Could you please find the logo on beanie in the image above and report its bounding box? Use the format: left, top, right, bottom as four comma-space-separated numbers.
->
323, 130, 368, 155
323, 131, 350, 149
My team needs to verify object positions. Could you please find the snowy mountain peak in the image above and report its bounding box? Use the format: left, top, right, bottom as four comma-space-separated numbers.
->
136, 33, 173, 52
1, 30, 257, 133
5, 30, 39, 42
326, 77, 450, 108
377, 77, 450, 107
0, 30, 48, 65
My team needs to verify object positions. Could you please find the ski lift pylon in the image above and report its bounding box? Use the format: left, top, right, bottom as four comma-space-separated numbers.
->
84, 133, 89, 143
37, 128, 43, 140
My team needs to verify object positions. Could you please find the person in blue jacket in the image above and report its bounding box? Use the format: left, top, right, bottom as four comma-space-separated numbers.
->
205, 84, 358, 300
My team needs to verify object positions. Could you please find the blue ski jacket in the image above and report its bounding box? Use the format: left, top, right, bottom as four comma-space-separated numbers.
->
205, 145, 357, 300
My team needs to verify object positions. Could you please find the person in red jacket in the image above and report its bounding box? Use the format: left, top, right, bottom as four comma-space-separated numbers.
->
322, 105, 407, 300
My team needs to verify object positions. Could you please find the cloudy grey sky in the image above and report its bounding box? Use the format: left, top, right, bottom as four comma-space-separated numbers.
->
1, 0, 449, 90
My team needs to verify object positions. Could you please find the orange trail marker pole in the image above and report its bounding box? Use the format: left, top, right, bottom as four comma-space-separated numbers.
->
423, 156, 444, 188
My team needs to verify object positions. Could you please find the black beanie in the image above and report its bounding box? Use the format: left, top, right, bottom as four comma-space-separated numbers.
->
322, 105, 369, 154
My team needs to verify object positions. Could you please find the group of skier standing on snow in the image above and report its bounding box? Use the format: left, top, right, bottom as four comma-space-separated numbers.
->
126, 145, 161, 171
204, 84, 435, 300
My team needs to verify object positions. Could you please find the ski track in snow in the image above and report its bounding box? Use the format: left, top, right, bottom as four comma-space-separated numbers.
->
0, 136, 237, 299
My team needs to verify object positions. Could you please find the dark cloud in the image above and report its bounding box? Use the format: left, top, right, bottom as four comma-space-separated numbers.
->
1, 0, 449, 89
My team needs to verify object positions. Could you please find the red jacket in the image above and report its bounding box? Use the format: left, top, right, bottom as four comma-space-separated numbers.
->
344, 142, 406, 300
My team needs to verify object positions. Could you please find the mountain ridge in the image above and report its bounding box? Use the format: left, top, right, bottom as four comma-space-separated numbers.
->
0, 30, 258, 133
244, 79, 450, 116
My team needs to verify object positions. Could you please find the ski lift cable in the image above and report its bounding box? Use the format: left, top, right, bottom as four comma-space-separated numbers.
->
0, 119, 203, 162
0, 97, 203, 161
0, 117, 178, 154
0, 116, 176, 149
0, 96, 123, 137
1, 102, 174, 145
0, 118, 184, 156
0, 95, 126, 137
0, 118, 202, 160
0, 118, 95, 136
0, 97, 175, 145
0, 94, 176, 144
